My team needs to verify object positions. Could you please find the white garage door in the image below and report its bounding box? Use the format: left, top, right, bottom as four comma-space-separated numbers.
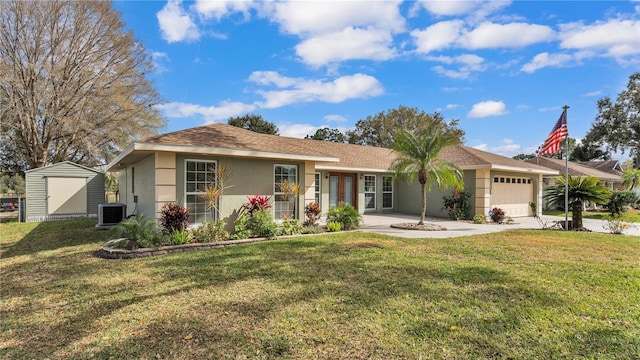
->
47, 177, 87, 215
492, 176, 533, 217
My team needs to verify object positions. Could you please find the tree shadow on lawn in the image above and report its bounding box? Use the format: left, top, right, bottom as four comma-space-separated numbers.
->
0, 218, 112, 259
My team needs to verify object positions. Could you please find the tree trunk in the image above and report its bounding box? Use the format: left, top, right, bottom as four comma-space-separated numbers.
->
572, 202, 583, 230
419, 182, 426, 225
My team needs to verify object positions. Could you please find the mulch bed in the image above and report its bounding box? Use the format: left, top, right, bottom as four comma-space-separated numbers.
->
389, 223, 447, 231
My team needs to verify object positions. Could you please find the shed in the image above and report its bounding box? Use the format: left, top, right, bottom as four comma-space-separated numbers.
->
25, 161, 105, 222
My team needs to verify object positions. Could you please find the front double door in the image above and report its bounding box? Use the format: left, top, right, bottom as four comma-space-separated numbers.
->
329, 173, 357, 209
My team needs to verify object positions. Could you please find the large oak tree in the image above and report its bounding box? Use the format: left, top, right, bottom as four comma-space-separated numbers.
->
584, 72, 640, 168
346, 105, 464, 147
0, 0, 165, 170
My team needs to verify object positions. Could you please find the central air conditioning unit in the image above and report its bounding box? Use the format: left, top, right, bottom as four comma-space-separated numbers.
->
96, 203, 126, 229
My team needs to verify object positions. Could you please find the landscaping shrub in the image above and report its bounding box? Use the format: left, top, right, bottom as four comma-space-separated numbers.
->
113, 214, 163, 249
230, 212, 252, 240
301, 225, 324, 234
169, 228, 191, 245
278, 219, 302, 236
303, 202, 322, 226
326, 203, 361, 230
489, 207, 505, 223
159, 202, 190, 233
602, 213, 632, 234
248, 209, 278, 238
472, 214, 486, 224
442, 189, 472, 220
242, 194, 272, 216
190, 220, 229, 243
607, 190, 640, 216
326, 221, 342, 232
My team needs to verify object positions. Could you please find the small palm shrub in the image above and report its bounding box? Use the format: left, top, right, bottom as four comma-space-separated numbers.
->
326, 203, 361, 230
326, 221, 342, 232
248, 209, 278, 238
279, 219, 302, 236
303, 202, 322, 226
190, 220, 229, 242
113, 214, 162, 249
489, 207, 505, 223
607, 190, 640, 216
472, 214, 486, 224
160, 202, 190, 233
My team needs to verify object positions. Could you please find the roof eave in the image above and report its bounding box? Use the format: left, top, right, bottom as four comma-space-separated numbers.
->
107, 142, 339, 171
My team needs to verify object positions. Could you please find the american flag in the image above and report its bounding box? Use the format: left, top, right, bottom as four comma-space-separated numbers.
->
539, 109, 569, 156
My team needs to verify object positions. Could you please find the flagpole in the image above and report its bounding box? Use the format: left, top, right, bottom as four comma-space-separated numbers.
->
563, 105, 570, 231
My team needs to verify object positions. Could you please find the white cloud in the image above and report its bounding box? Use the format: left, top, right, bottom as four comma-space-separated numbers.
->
151, 51, 170, 73
559, 19, 640, 60
263, 1, 404, 36
324, 114, 347, 122
429, 54, 486, 79
295, 28, 397, 66
157, 0, 200, 43
446, 104, 460, 109
472, 139, 522, 157
194, 0, 254, 20
468, 100, 508, 118
521, 52, 573, 73
538, 106, 562, 112
584, 90, 602, 97
156, 101, 256, 122
459, 22, 555, 49
416, 0, 510, 19
411, 20, 464, 54
250, 72, 384, 108
278, 123, 319, 138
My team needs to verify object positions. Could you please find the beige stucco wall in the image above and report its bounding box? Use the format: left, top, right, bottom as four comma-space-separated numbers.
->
117, 154, 156, 219
174, 154, 306, 226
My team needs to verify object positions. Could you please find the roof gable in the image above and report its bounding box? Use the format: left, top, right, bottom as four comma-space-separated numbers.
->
526, 157, 621, 180
26, 161, 103, 174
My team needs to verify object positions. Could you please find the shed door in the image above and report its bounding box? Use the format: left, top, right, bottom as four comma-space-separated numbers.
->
47, 177, 88, 215
492, 176, 533, 217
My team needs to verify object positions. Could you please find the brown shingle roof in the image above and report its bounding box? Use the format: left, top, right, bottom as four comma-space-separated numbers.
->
525, 157, 621, 180
110, 123, 555, 174
578, 160, 624, 176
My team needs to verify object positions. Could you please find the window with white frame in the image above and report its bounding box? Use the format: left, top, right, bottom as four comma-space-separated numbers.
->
185, 160, 217, 224
314, 173, 321, 205
364, 175, 376, 210
382, 175, 393, 209
274, 164, 298, 219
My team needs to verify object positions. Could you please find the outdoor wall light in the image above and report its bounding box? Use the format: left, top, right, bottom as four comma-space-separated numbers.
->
360, 174, 364, 180
325, 173, 329, 179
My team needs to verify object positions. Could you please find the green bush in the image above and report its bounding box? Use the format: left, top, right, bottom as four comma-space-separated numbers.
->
326, 203, 361, 230
190, 220, 229, 243
230, 212, 252, 240
112, 214, 163, 249
442, 189, 472, 220
326, 221, 342, 232
248, 209, 278, 238
607, 190, 640, 216
169, 228, 190, 245
472, 215, 486, 224
301, 225, 324, 234
278, 219, 302, 236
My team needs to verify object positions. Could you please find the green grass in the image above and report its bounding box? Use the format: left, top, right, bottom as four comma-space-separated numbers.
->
543, 209, 640, 222
2, 219, 639, 359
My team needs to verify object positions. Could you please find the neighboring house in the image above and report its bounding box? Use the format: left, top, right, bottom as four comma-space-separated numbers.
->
25, 161, 105, 222
578, 160, 624, 189
525, 157, 622, 209
106, 123, 557, 227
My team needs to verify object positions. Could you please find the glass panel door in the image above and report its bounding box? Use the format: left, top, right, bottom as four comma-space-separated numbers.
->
343, 175, 353, 206
329, 175, 339, 208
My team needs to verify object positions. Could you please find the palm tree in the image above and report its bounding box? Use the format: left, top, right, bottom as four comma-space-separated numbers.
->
544, 175, 612, 230
622, 169, 640, 190
390, 126, 463, 225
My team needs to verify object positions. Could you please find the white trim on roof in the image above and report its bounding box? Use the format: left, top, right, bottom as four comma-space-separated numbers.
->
107, 142, 339, 171
315, 164, 392, 173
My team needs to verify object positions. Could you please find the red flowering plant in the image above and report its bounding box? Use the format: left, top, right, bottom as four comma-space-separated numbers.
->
242, 194, 272, 216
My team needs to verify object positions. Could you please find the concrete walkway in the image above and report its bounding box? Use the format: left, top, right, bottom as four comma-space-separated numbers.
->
360, 213, 640, 238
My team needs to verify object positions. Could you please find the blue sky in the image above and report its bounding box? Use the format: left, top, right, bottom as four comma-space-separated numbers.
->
113, 0, 640, 159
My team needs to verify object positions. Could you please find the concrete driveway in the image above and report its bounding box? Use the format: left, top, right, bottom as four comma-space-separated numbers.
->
360, 213, 640, 238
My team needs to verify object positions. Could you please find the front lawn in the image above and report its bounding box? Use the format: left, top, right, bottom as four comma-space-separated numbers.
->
1, 219, 639, 359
